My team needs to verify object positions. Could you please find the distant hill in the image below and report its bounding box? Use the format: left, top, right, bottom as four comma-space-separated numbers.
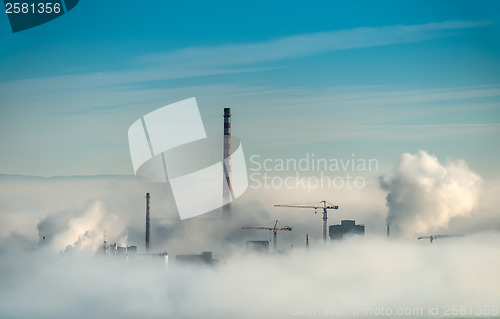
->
0, 174, 135, 181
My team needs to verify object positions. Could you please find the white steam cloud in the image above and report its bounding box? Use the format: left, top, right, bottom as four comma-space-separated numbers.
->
38, 201, 126, 253
380, 150, 482, 238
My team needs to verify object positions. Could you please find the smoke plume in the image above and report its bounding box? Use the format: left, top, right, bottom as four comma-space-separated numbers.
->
380, 151, 481, 238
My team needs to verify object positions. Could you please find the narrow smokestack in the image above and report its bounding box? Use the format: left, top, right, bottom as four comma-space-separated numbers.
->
306, 234, 309, 249
146, 193, 151, 250
387, 224, 390, 238
223, 108, 232, 218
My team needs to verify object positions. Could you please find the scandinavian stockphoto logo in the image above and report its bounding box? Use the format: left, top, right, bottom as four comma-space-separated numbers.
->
128, 98, 248, 220
4, 0, 79, 33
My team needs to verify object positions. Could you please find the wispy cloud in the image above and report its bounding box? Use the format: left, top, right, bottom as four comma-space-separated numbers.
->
231, 84, 500, 145
0, 20, 491, 99
0, 21, 497, 176
139, 20, 491, 68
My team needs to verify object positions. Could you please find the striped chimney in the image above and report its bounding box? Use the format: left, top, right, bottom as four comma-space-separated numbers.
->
223, 108, 232, 217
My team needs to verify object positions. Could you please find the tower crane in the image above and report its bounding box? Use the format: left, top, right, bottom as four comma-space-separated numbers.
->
418, 234, 465, 243
274, 200, 339, 243
242, 220, 292, 251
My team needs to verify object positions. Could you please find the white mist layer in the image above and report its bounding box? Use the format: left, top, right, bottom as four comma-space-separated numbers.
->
380, 151, 482, 238
0, 233, 499, 318
0, 160, 498, 318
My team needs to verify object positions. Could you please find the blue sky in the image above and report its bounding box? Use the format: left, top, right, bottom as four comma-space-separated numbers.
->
1, 0, 499, 176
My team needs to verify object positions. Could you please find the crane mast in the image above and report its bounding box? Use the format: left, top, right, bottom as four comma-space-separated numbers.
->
274, 200, 339, 243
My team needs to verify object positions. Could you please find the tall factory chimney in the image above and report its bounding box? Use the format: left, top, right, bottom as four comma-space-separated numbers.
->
386, 224, 390, 238
146, 193, 151, 250
306, 234, 309, 249
223, 108, 232, 218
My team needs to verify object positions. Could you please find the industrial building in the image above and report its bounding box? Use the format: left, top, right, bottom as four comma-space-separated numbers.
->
102, 242, 137, 258
176, 251, 217, 265
329, 220, 364, 240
